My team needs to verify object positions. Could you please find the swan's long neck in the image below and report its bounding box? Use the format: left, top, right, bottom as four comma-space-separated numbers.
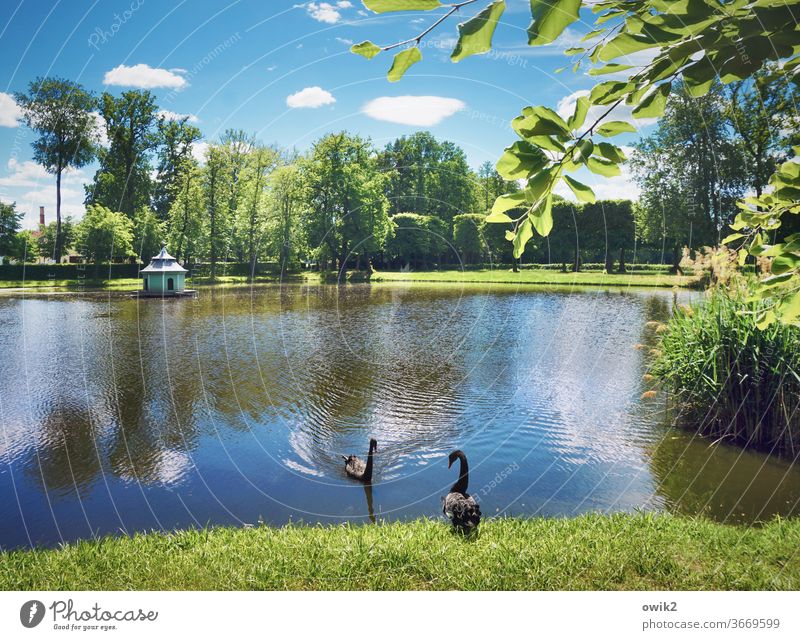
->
451, 454, 468, 494
364, 441, 375, 480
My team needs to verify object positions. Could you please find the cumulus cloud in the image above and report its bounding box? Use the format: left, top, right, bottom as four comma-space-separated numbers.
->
286, 86, 336, 108
158, 109, 200, 123
0, 159, 88, 189
305, 2, 342, 23
0, 92, 21, 127
362, 96, 465, 127
103, 63, 187, 89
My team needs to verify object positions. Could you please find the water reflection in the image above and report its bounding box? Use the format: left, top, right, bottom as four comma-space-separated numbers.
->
0, 284, 797, 549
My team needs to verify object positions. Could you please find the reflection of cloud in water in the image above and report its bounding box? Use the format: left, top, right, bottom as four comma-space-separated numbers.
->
115, 448, 192, 487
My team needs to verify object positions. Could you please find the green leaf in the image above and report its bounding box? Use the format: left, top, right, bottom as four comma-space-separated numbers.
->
513, 218, 533, 258
778, 291, 800, 323
351, 41, 382, 59
597, 32, 658, 62
491, 192, 527, 216
496, 140, 547, 180
564, 47, 584, 55
388, 47, 422, 82
486, 210, 514, 223
527, 0, 581, 46
589, 63, 634, 76
364, 0, 441, 12
563, 175, 596, 203
595, 142, 626, 163
632, 82, 671, 118
581, 28, 605, 42
574, 139, 594, 163
451, 1, 506, 63
586, 156, 621, 177
567, 95, 589, 131
595, 121, 636, 137
529, 193, 554, 236
513, 106, 571, 137
720, 232, 744, 245
589, 80, 632, 105
738, 248, 748, 266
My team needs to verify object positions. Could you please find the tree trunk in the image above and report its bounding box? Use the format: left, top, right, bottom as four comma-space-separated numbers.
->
604, 252, 614, 274
572, 248, 581, 272
55, 169, 63, 263
618, 247, 627, 274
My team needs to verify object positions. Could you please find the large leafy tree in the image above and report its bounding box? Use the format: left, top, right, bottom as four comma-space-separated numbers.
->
268, 163, 306, 275
152, 117, 202, 220
302, 132, 390, 271
86, 90, 159, 218
378, 132, 478, 223
238, 145, 280, 277
15, 77, 97, 262
203, 144, 231, 279
352, 0, 800, 324
132, 207, 164, 263
0, 202, 23, 259
630, 83, 747, 268
38, 218, 76, 260
76, 204, 135, 266
167, 155, 204, 264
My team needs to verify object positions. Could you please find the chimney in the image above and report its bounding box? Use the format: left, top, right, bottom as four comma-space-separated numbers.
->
39, 206, 45, 226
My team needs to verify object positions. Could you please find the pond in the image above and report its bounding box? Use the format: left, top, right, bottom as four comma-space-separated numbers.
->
0, 283, 798, 549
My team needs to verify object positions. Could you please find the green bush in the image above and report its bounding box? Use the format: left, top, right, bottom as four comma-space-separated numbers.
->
652, 287, 800, 457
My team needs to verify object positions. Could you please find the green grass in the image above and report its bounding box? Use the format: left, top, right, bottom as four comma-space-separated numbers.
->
0, 273, 321, 291
1, 514, 797, 590
372, 269, 693, 288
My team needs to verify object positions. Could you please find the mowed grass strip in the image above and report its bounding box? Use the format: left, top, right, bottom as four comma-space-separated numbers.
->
371, 270, 692, 288
1, 514, 798, 590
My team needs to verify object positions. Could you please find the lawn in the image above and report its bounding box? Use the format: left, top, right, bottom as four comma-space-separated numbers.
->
372, 269, 694, 288
1, 514, 797, 590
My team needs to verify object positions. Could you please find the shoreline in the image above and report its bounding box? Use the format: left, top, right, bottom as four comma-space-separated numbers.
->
1, 514, 797, 590
0, 268, 694, 294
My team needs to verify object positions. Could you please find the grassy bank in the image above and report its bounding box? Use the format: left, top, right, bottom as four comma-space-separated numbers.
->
372, 269, 693, 288
2, 514, 798, 590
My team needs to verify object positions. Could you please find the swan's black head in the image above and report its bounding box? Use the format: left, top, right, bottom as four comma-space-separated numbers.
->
448, 449, 465, 468
370, 438, 378, 452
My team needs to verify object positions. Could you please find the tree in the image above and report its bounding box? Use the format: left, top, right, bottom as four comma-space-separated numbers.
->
76, 204, 135, 267
166, 157, 204, 264
452, 214, 486, 265
38, 218, 76, 260
302, 132, 390, 271
219, 129, 255, 262
153, 117, 202, 219
476, 160, 518, 213
203, 144, 231, 279
132, 207, 164, 263
0, 202, 23, 258
239, 145, 279, 277
86, 90, 159, 218
352, 0, 800, 324
386, 213, 430, 268
10, 230, 40, 262
268, 163, 306, 275
630, 85, 747, 270
15, 77, 97, 262
725, 66, 799, 198
378, 132, 478, 224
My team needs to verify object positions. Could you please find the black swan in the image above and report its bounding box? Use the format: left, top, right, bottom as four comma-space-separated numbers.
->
342, 438, 377, 483
442, 449, 481, 530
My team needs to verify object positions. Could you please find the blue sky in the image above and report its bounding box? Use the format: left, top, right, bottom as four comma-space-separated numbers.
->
0, 0, 652, 228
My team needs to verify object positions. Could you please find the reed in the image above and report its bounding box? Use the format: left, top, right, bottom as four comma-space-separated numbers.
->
652, 286, 800, 457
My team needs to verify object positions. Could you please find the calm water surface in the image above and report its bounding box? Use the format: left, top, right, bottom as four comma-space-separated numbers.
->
0, 284, 798, 549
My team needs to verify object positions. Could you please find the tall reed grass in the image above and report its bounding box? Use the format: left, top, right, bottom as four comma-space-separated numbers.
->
652, 287, 800, 457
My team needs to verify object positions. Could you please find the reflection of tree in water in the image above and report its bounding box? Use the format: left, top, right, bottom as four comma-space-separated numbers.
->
647, 429, 800, 524
31, 401, 104, 496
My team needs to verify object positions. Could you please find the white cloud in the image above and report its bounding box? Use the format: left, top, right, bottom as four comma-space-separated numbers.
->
0, 159, 88, 189
286, 86, 336, 108
267, 65, 278, 72
103, 63, 187, 89
335, 36, 353, 46
556, 89, 658, 133
90, 111, 110, 148
0, 92, 21, 127
305, 2, 342, 23
362, 96, 465, 127
158, 109, 200, 123
191, 141, 209, 164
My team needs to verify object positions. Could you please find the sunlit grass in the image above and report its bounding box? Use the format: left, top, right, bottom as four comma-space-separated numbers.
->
372, 269, 692, 288
1, 514, 797, 590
